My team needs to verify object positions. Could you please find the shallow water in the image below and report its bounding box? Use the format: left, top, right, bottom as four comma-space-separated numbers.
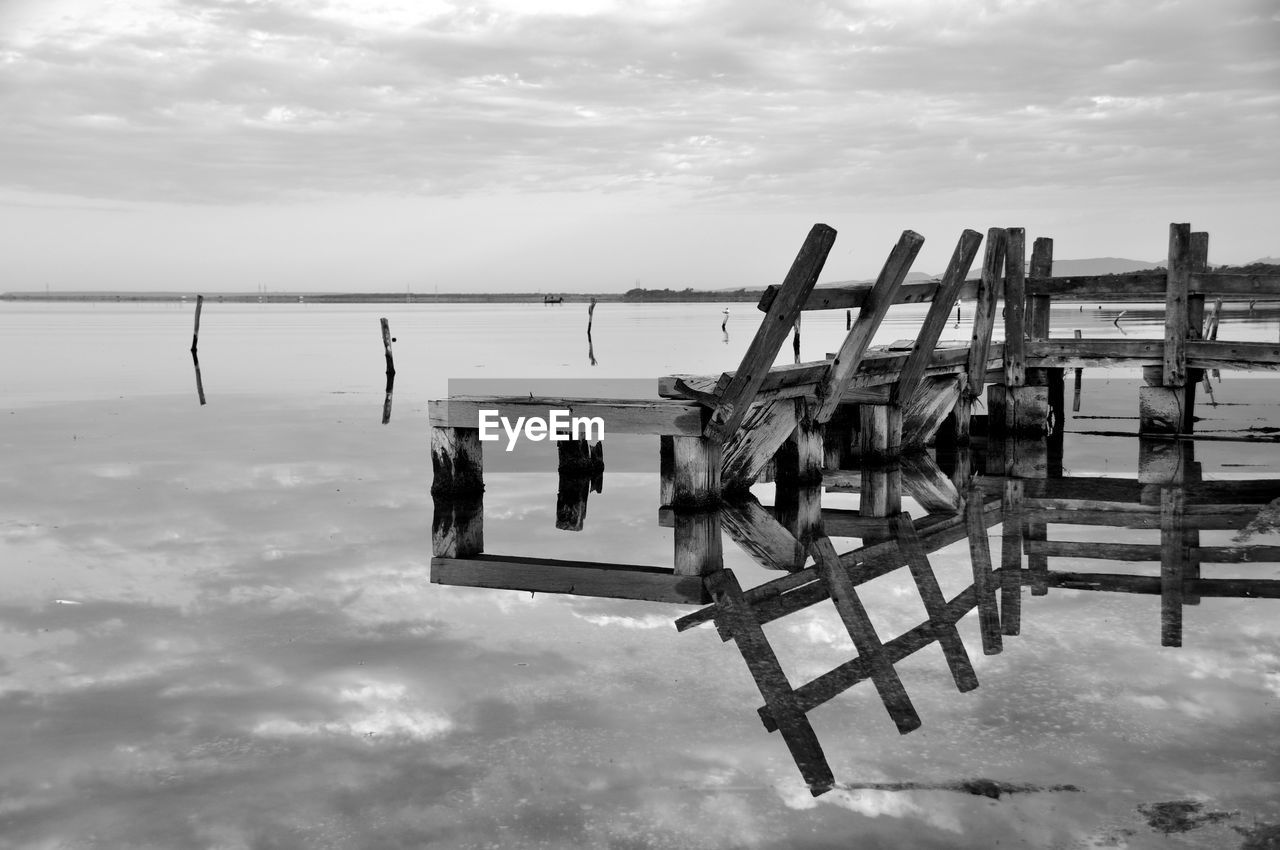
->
1, 301, 1279, 848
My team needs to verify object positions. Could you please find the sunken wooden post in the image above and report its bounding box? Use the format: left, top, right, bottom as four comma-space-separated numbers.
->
1159, 487, 1186, 647
999, 479, 1024, 636
190, 294, 204, 354
705, 224, 836, 442
955, 229, 1007, 443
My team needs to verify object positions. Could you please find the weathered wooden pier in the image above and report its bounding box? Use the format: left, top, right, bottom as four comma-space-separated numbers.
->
428, 222, 1279, 793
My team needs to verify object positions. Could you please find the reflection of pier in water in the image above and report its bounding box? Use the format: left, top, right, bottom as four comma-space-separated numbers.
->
431, 436, 1280, 795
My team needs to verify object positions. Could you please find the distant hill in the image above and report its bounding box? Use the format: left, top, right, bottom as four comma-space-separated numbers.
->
1044, 258, 1159, 276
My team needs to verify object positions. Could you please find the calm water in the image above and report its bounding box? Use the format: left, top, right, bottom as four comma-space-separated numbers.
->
1, 301, 1279, 848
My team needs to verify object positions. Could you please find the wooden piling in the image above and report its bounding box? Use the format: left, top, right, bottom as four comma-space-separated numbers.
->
191, 351, 206, 406
190, 294, 204, 354
1002, 228, 1027, 389
1000, 480, 1023, 636
432, 494, 483, 558
671, 436, 723, 510
1162, 223, 1192, 388
956, 229, 1007, 442
1159, 487, 1185, 647
380, 318, 396, 377
965, 486, 1002, 655
1072, 329, 1083, 413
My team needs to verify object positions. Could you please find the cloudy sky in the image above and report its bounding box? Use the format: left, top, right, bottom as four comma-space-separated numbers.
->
1, 0, 1277, 292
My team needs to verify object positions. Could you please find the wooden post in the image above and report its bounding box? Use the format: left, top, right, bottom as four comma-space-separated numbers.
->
1182, 233, 1209, 432
1072, 329, 1083, 413
430, 426, 483, 497
659, 435, 675, 507
1162, 222, 1192, 388
190, 294, 204, 354
1000, 480, 1023, 636
857, 403, 902, 462
774, 483, 823, 556
674, 511, 723, 576
956, 228, 1007, 442
1003, 228, 1027, 389
774, 414, 824, 486
815, 230, 925, 423
671, 436, 722, 510
706, 224, 836, 442
432, 494, 483, 558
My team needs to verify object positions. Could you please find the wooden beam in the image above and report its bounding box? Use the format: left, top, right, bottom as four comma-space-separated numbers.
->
956, 228, 1007, 440
706, 224, 836, 442
815, 231, 925, 422
720, 398, 800, 490
671, 436, 722, 509
1003, 228, 1027, 388
1164, 223, 1192, 387
1160, 487, 1186, 647
892, 229, 983, 405
720, 496, 807, 571
758, 278, 983, 313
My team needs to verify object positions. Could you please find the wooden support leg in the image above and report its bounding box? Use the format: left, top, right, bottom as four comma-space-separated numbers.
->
671, 436, 722, 510
987, 384, 1052, 438
775, 416, 825, 486
659, 435, 674, 507
857, 403, 902, 462
430, 426, 483, 497
900, 376, 963, 450
774, 482, 823, 554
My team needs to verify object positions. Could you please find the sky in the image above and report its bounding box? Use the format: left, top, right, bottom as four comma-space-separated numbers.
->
1, 0, 1277, 293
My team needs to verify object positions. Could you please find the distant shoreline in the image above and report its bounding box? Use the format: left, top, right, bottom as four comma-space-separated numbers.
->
0, 290, 767, 305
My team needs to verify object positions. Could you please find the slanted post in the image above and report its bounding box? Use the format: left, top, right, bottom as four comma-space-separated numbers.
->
1142, 223, 1193, 434
190, 294, 204, 354
955, 229, 1007, 443
1026, 237, 1063, 471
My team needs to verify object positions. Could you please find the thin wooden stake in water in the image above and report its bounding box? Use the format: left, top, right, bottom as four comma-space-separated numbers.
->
1072, 329, 1083, 413
380, 318, 396, 377
190, 294, 204, 354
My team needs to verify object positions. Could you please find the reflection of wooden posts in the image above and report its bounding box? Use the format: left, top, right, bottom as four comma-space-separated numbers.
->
587, 299, 598, 365
671, 436, 722, 510
190, 294, 203, 354
1159, 487, 1186, 647
810, 538, 922, 733
720, 496, 807, 571
432, 495, 483, 558
965, 484, 1002, 655
992, 229, 1052, 438
1072, 329, 1083, 413
774, 483, 823, 555
956, 228, 1007, 442
674, 511, 723, 576
555, 438, 603, 532
430, 426, 484, 498
1026, 238, 1064, 474
1000, 480, 1023, 636
706, 568, 835, 795
890, 514, 978, 693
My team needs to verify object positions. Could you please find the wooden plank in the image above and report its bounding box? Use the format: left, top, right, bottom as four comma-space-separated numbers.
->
429, 397, 706, 436
1003, 227, 1027, 387
956, 229, 1008, 440
671, 436, 722, 508
1022, 571, 1280, 599
810, 537, 922, 733
1026, 237, 1054, 340
1025, 540, 1162, 561
892, 229, 983, 405
900, 376, 963, 448
1164, 223, 1192, 387
899, 452, 961, 513
1025, 339, 1163, 368
705, 568, 836, 795
1188, 340, 1280, 370
707, 224, 837, 442
431, 554, 708, 604
891, 514, 978, 693
815, 230, 926, 422
1190, 271, 1280, 298
1020, 270, 1280, 301
758, 278, 983, 313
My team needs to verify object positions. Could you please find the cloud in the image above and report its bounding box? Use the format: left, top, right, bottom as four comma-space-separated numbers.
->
1, 0, 1275, 207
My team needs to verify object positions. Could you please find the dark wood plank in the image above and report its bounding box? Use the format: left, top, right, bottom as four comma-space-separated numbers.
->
1003, 228, 1027, 387
1163, 223, 1192, 387
707, 224, 836, 442
431, 554, 708, 604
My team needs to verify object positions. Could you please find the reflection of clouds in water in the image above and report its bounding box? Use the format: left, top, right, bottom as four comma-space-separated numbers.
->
572, 612, 672, 630
776, 780, 964, 834
254, 679, 454, 742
